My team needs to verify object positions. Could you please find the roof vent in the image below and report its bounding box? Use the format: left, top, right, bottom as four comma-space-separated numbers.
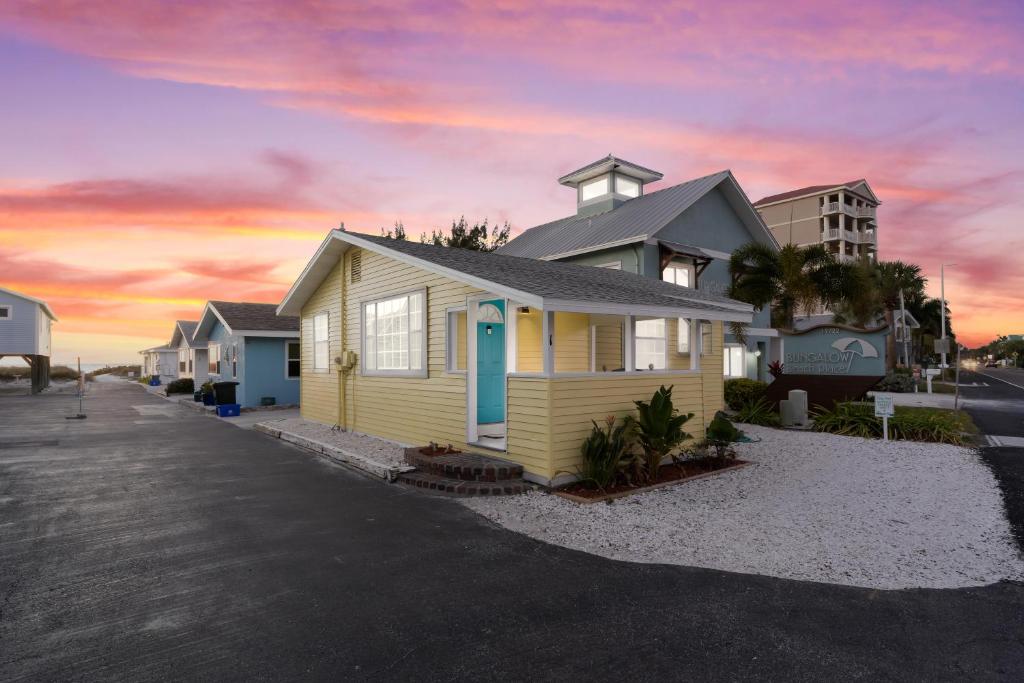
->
350, 251, 362, 283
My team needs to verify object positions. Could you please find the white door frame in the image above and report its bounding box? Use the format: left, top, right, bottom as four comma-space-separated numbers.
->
465, 293, 510, 444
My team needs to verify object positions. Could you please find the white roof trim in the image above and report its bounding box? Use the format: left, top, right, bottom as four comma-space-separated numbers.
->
537, 236, 647, 262
0, 286, 58, 321
193, 302, 233, 342
234, 330, 300, 338
278, 230, 752, 323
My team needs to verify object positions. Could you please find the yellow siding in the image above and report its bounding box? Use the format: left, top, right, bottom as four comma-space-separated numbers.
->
299, 260, 343, 426
516, 308, 542, 372
506, 377, 551, 475
553, 312, 590, 373
701, 320, 725, 419
343, 248, 482, 449
593, 323, 623, 371
455, 311, 467, 371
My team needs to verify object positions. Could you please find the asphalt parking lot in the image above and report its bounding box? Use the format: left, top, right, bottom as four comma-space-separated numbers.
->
2, 380, 1024, 681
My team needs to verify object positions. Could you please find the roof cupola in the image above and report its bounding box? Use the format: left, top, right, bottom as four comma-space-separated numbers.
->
558, 155, 663, 217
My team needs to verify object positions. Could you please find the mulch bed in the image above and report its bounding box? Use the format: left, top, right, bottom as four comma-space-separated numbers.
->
556, 458, 750, 504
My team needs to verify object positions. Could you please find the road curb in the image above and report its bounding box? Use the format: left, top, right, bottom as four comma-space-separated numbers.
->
253, 422, 412, 482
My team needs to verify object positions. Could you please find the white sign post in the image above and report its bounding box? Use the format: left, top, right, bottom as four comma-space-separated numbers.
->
875, 393, 894, 441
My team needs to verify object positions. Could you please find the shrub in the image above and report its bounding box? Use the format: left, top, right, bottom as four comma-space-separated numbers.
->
768, 360, 784, 378
734, 396, 780, 427
200, 381, 214, 394
575, 415, 635, 491
49, 365, 82, 381
633, 385, 694, 483
705, 412, 742, 460
875, 372, 916, 393
724, 378, 767, 410
166, 377, 195, 395
812, 402, 974, 445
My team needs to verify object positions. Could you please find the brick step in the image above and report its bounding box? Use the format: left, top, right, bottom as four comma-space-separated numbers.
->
403, 448, 524, 482
396, 470, 527, 497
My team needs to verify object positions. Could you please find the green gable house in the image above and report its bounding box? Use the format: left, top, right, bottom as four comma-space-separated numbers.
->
499, 156, 780, 381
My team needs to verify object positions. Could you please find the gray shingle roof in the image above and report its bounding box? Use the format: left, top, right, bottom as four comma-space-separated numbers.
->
209, 301, 298, 332
345, 232, 750, 318
176, 320, 197, 338
497, 171, 731, 259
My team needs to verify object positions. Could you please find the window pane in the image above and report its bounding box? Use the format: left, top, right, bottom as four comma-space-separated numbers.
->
677, 318, 690, 353
580, 176, 609, 201
615, 175, 639, 198
635, 318, 665, 337
287, 342, 300, 360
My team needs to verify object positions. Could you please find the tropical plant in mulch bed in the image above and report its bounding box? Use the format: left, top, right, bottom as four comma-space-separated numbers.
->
734, 396, 780, 427
574, 415, 635, 491
632, 385, 694, 484
704, 412, 743, 461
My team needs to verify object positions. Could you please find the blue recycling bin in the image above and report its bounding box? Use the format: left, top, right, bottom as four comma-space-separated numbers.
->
216, 403, 241, 418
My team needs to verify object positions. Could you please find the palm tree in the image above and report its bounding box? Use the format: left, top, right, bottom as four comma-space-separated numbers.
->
728, 243, 859, 329
873, 261, 926, 371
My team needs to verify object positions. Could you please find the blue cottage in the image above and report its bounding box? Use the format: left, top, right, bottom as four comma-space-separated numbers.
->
192, 301, 300, 408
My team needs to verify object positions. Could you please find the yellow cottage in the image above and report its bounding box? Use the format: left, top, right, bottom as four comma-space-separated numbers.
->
277, 230, 754, 487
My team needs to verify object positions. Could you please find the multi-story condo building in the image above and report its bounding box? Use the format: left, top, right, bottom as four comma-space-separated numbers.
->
752, 180, 879, 262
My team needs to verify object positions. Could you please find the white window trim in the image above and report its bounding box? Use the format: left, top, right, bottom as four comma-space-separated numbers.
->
312, 312, 330, 372
445, 306, 467, 374
208, 342, 221, 376
0, 305, 11, 320
285, 339, 300, 380
724, 343, 746, 378
633, 318, 668, 371
677, 318, 691, 354
360, 287, 428, 378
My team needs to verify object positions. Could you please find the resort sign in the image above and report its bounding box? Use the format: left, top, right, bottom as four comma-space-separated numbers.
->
781, 325, 888, 376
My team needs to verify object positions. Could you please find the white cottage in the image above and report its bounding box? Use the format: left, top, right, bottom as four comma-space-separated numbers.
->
0, 286, 58, 393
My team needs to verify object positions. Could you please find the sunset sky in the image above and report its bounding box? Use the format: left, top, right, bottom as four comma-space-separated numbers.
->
1, 1, 1022, 363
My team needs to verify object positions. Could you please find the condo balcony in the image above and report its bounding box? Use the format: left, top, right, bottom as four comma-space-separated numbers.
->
858, 205, 877, 220
820, 201, 857, 217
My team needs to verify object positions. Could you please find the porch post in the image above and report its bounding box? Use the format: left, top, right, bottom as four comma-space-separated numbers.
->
624, 315, 635, 372
542, 309, 554, 376
505, 301, 518, 373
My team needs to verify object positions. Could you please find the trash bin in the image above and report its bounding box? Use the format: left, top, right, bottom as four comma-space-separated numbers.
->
212, 381, 239, 405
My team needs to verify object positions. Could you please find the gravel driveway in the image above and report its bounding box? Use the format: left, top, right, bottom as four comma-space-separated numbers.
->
465, 425, 1024, 589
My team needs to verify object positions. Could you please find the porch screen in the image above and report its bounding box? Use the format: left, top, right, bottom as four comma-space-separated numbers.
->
635, 318, 666, 370
363, 291, 424, 374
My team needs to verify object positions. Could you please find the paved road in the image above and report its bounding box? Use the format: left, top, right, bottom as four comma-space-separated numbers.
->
3, 381, 1024, 681
958, 368, 1024, 552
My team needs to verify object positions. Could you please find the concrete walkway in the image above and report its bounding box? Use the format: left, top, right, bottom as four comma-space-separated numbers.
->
3, 381, 1024, 680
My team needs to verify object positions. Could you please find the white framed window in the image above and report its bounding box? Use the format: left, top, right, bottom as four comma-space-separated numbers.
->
286, 340, 300, 378
700, 322, 713, 357
208, 343, 221, 375
615, 174, 640, 198
580, 175, 610, 202
724, 344, 745, 378
0, 305, 11, 320
446, 308, 467, 373
362, 290, 426, 376
178, 349, 187, 373
313, 312, 329, 371
231, 344, 238, 378
662, 263, 692, 287
634, 318, 666, 370
188, 352, 193, 373
677, 318, 690, 354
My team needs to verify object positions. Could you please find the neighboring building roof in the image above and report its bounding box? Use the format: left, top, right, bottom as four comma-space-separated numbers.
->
193, 301, 299, 341
498, 170, 776, 261
170, 320, 201, 348
0, 285, 58, 321
139, 344, 176, 354
753, 179, 878, 207
557, 154, 664, 187
279, 230, 754, 323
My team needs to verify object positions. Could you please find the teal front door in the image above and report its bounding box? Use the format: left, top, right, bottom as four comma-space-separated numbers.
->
476, 300, 506, 425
